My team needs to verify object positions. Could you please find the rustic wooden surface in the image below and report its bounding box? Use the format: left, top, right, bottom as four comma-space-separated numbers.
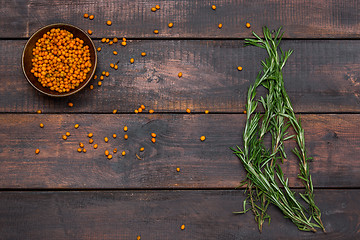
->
0, 114, 359, 189
1, 0, 359, 38
0, 0, 359, 239
0, 190, 358, 239
1, 40, 360, 113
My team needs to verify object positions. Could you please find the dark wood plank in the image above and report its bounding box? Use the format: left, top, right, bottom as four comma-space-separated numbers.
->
1, 0, 359, 38
0, 189, 358, 239
1, 40, 360, 113
0, 114, 359, 188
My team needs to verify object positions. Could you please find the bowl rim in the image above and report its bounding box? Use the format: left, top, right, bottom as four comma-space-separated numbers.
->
21, 23, 98, 97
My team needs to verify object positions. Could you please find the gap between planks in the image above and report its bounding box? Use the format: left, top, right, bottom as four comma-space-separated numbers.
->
0, 112, 359, 114
2, 37, 360, 41
0, 186, 359, 192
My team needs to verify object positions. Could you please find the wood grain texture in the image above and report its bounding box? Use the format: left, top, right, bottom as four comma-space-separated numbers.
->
0, 114, 359, 189
0, 190, 358, 239
0, 0, 359, 38
1, 40, 360, 113
1, 1, 359, 239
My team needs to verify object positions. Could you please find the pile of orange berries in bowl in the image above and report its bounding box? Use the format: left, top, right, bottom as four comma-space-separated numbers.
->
22, 23, 97, 97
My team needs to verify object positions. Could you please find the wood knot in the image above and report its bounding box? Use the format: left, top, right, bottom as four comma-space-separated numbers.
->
333, 132, 338, 139
146, 69, 163, 83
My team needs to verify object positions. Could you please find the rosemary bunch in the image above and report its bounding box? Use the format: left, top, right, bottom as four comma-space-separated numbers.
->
232, 27, 325, 232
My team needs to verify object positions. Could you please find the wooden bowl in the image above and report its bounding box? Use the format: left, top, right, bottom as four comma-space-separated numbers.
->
22, 23, 97, 97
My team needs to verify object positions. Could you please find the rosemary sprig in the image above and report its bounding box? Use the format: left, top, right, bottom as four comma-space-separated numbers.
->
231, 27, 325, 232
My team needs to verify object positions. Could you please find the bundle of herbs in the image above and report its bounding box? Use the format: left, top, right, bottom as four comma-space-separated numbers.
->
231, 27, 325, 232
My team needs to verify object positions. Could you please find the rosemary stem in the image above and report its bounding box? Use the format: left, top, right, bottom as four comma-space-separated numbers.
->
232, 27, 325, 233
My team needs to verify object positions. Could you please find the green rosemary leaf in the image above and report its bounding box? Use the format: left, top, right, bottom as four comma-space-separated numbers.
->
232, 27, 325, 233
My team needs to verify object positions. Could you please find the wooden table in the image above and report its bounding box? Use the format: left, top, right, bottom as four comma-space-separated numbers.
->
0, 0, 359, 239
